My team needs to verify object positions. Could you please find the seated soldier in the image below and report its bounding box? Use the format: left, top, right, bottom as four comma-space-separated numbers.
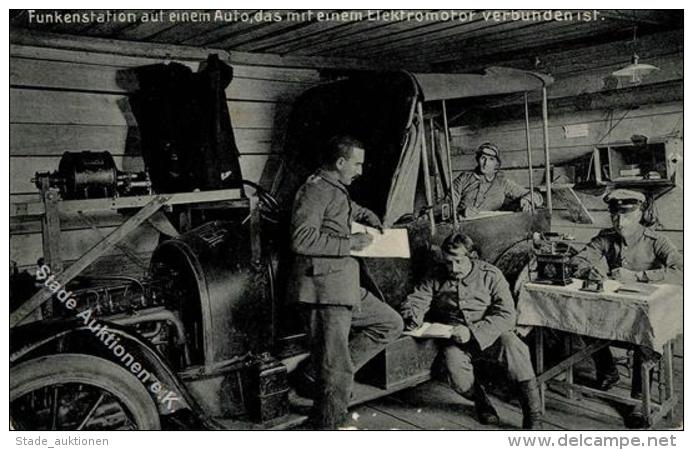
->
400, 233, 542, 429
571, 189, 682, 428
452, 143, 543, 218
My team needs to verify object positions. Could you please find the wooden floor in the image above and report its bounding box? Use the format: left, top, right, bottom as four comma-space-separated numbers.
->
309, 355, 683, 431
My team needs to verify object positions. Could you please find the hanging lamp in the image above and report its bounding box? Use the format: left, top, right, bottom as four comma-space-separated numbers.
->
611, 26, 659, 85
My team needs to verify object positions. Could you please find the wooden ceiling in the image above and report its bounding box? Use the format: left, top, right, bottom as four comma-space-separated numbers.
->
10, 9, 683, 71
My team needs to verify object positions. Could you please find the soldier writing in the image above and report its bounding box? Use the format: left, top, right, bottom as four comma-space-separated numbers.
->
400, 233, 543, 429
289, 135, 403, 429
571, 189, 683, 428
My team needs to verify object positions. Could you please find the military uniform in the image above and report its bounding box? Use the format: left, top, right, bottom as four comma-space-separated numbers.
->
453, 170, 543, 215
573, 188, 682, 284
289, 169, 403, 429
570, 190, 683, 427
572, 227, 683, 284
400, 260, 535, 395
572, 224, 683, 393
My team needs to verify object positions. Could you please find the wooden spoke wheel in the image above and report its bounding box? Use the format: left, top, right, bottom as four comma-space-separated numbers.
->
10, 354, 161, 430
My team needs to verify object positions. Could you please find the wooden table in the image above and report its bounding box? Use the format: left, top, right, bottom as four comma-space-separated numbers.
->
517, 280, 682, 427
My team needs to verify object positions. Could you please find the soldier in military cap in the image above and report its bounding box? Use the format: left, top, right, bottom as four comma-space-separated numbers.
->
289, 134, 403, 429
573, 189, 682, 284
400, 233, 542, 429
451, 142, 543, 217
571, 188, 682, 428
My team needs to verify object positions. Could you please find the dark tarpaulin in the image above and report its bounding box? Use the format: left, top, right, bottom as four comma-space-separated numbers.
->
273, 67, 552, 225
129, 54, 244, 194
273, 71, 420, 223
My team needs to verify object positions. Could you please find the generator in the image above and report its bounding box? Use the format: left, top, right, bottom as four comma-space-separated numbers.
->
33, 151, 151, 199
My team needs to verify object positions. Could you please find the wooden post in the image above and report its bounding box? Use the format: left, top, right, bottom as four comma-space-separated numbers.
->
524, 92, 535, 214
40, 187, 62, 318
10, 195, 169, 327
442, 100, 458, 228
541, 87, 552, 213
642, 359, 654, 427
417, 102, 435, 235
663, 340, 675, 420
565, 334, 575, 400
249, 194, 262, 264
536, 328, 545, 413
429, 118, 441, 201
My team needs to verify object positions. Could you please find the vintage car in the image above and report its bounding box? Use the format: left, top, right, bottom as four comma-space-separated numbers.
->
10, 67, 553, 430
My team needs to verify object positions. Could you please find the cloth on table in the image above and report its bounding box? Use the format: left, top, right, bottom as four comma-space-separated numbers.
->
516, 279, 682, 354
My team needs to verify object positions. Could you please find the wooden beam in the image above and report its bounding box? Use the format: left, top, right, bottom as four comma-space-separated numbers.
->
441, 100, 457, 228
455, 80, 683, 128
213, 16, 316, 50
333, 12, 479, 58
361, 13, 536, 60
10, 28, 415, 70
434, 25, 682, 73
548, 380, 643, 407
388, 19, 583, 66
542, 86, 553, 212
9, 57, 312, 102
551, 186, 594, 224
300, 13, 446, 56
537, 339, 611, 384
417, 102, 435, 234
663, 341, 675, 420
179, 12, 285, 46
598, 10, 675, 27
148, 15, 244, 44
10, 195, 169, 327
220, 12, 350, 52
11, 188, 246, 218
267, 18, 387, 55
523, 93, 536, 213
289, 16, 410, 56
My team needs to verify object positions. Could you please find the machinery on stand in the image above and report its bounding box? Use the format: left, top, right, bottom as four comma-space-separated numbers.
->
33, 151, 152, 200
10, 148, 284, 429
10, 66, 556, 430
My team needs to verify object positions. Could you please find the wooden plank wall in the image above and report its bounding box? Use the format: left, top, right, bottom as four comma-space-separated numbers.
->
9, 42, 323, 272
448, 31, 683, 252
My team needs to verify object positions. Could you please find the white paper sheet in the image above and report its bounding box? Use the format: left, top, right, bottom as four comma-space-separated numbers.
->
350, 222, 410, 258
403, 322, 454, 339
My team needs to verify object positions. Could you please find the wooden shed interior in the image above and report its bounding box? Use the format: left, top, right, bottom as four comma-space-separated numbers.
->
8, 9, 683, 430
9, 9, 683, 274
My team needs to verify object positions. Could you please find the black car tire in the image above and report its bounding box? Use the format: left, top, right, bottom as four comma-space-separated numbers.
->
10, 353, 161, 430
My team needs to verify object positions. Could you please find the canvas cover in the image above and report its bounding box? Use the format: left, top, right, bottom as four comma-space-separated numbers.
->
413, 67, 554, 101
273, 70, 421, 224
273, 67, 553, 226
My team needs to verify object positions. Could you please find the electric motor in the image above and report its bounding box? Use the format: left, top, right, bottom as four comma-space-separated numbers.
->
34, 151, 151, 199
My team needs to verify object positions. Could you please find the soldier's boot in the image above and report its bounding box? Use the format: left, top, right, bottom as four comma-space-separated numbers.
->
473, 382, 500, 426
593, 346, 620, 391
595, 368, 621, 391
517, 379, 543, 430
625, 370, 653, 429
625, 404, 650, 429
290, 362, 317, 400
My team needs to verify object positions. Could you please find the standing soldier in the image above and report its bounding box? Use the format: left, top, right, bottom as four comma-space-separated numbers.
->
400, 233, 543, 429
289, 135, 403, 429
571, 189, 683, 428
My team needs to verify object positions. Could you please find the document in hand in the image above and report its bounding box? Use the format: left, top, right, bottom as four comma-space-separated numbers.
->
350, 222, 410, 258
403, 322, 455, 339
